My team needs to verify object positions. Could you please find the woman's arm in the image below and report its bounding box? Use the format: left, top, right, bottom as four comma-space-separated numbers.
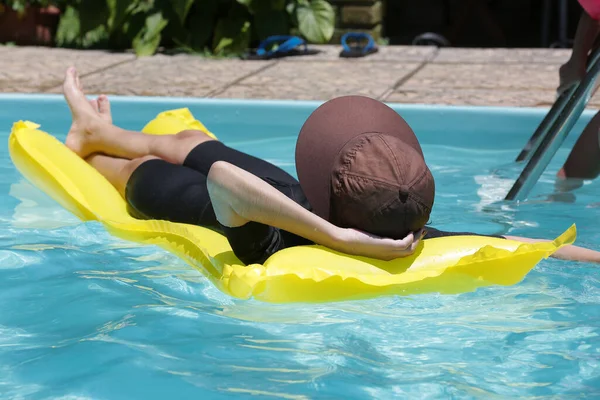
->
424, 228, 600, 264
206, 161, 422, 261
504, 235, 600, 263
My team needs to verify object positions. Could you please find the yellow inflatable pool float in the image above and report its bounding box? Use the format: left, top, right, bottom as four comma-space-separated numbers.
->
8, 108, 576, 303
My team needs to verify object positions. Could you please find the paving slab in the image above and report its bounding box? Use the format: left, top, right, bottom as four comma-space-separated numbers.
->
433, 47, 571, 64
279, 45, 437, 63
2, 45, 598, 108
402, 63, 560, 91
45, 55, 275, 97
385, 88, 557, 107
0, 47, 135, 92
214, 61, 421, 101
386, 87, 600, 108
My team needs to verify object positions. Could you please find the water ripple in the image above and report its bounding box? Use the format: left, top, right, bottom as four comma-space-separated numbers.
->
1, 125, 600, 399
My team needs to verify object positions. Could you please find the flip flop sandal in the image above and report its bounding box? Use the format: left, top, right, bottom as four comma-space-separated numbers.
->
412, 32, 451, 47
244, 35, 319, 60
339, 33, 379, 58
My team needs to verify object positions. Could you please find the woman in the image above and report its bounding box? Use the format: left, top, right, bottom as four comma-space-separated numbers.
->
61, 68, 600, 265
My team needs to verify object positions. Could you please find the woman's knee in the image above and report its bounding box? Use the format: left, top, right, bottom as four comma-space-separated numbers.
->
206, 161, 232, 201
175, 129, 214, 144
206, 161, 248, 228
147, 130, 214, 164
122, 155, 161, 181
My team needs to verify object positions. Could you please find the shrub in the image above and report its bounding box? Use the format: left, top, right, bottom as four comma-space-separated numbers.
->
1, 0, 61, 15
55, 0, 335, 56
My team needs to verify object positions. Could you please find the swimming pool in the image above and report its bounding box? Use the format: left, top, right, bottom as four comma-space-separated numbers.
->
1, 94, 599, 399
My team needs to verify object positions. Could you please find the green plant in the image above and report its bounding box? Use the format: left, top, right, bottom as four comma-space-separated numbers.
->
56, 0, 170, 55
1, 0, 62, 15
377, 37, 389, 46
55, 0, 335, 56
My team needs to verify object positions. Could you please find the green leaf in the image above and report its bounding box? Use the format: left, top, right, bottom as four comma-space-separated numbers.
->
120, 10, 146, 46
213, 35, 233, 53
286, 2, 295, 15
8, 0, 26, 16
286, 1, 297, 26
170, 0, 195, 23
56, 4, 110, 49
132, 11, 168, 56
82, 25, 109, 48
212, 17, 250, 55
212, 1, 251, 55
296, 0, 334, 43
107, 0, 135, 33
129, 0, 156, 14
55, 5, 81, 47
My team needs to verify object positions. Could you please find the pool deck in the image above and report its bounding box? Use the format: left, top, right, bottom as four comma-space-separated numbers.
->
2, 44, 600, 108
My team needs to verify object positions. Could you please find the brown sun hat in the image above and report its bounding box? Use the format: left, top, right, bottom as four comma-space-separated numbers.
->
295, 95, 435, 239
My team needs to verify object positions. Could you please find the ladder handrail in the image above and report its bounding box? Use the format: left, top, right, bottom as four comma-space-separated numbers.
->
505, 47, 600, 201
514, 85, 576, 162
515, 47, 600, 163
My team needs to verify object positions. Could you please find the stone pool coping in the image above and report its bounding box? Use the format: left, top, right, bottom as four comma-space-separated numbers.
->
2, 44, 599, 108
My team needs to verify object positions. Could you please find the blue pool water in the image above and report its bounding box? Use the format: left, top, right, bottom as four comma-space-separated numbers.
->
1, 94, 599, 399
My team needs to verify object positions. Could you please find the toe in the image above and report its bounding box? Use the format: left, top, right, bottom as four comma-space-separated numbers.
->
63, 67, 94, 113
98, 95, 110, 114
63, 67, 76, 89
74, 70, 82, 91
97, 95, 112, 123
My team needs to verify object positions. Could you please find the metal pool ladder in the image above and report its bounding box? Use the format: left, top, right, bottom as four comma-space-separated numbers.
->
505, 46, 600, 201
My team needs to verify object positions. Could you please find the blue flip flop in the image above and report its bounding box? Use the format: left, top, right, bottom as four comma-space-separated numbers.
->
245, 35, 319, 60
339, 33, 378, 58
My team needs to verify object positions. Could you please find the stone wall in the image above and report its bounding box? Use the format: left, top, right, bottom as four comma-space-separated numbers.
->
328, 0, 384, 43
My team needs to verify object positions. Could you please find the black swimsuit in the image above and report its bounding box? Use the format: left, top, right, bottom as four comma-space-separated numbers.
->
125, 141, 503, 265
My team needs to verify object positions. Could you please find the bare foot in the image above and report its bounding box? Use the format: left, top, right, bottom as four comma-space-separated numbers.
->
63, 67, 104, 158
88, 94, 112, 124
555, 168, 585, 193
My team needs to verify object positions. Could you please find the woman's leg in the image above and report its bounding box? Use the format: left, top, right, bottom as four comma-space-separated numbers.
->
555, 110, 600, 192
86, 153, 158, 197
63, 67, 214, 164
77, 90, 158, 197
558, 11, 600, 95
90, 152, 219, 228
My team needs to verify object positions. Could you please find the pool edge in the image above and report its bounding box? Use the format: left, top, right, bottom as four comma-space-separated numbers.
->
2, 92, 588, 118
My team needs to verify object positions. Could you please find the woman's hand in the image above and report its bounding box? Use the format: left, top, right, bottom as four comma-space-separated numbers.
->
334, 228, 425, 260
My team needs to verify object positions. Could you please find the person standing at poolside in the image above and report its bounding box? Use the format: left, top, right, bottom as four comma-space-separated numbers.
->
60, 68, 600, 264
555, 0, 600, 192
